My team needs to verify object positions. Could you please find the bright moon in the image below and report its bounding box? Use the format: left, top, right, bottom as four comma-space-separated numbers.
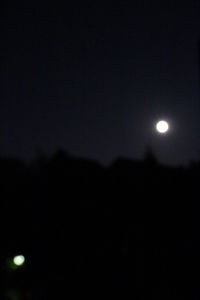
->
156, 120, 169, 134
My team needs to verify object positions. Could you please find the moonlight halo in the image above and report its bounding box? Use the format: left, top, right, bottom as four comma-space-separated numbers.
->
156, 120, 169, 134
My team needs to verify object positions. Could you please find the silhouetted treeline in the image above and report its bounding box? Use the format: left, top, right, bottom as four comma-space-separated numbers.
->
0, 151, 200, 300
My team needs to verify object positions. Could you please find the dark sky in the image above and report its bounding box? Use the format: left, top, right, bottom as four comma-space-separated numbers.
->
1, 0, 200, 165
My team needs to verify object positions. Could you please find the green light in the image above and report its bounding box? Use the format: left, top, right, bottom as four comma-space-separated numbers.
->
13, 255, 25, 267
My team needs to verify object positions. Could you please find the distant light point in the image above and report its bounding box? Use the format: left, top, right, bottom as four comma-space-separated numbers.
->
13, 255, 25, 267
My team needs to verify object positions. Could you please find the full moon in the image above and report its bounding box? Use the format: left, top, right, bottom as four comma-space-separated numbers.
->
156, 120, 169, 134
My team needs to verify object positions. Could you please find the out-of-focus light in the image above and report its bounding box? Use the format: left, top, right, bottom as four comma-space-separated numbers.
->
13, 255, 25, 267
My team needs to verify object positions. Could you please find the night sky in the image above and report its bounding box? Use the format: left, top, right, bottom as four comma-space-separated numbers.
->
1, 0, 200, 165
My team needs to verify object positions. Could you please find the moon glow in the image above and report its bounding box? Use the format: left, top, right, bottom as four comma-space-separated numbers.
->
156, 120, 169, 134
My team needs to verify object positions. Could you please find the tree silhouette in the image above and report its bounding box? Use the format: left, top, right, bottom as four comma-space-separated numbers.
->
144, 145, 158, 165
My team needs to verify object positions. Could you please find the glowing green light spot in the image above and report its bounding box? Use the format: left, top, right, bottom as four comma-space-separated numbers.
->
13, 255, 25, 267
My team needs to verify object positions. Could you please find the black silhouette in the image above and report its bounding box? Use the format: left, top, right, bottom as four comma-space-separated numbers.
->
0, 151, 199, 299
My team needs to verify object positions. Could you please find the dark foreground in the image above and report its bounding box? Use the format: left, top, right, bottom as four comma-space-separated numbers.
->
0, 152, 199, 300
